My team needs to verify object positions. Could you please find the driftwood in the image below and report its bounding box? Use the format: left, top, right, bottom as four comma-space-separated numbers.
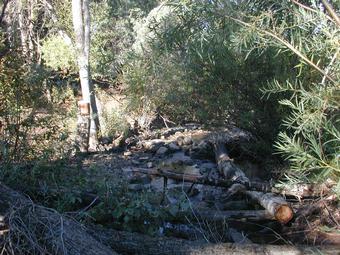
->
90, 227, 340, 255
0, 183, 118, 255
213, 142, 293, 224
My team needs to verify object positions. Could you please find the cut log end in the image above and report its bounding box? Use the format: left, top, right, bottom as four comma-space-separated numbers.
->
275, 204, 294, 224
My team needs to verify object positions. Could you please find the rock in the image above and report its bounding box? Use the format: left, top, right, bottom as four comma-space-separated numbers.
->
143, 139, 165, 152
129, 175, 151, 185
171, 152, 192, 164
162, 152, 193, 168
183, 136, 192, 145
168, 142, 180, 151
190, 141, 214, 159
156, 146, 168, 155
132, 160, 140, 165
150, 177, 176, 192
100, 137, 112, 144
176, 136, 185, 146
177, 136, 192, 146
124, 151, 132, 157
128, 184, 151, 191
150, 178, 165, 192
199, 162, 216, 171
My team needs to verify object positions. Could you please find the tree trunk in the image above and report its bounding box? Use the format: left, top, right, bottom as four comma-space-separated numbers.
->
83, 0, 100, 150
72, 0, 100, 152
17, 0, 29, 56
0, 183, 118, 255
90, 227, 339, 255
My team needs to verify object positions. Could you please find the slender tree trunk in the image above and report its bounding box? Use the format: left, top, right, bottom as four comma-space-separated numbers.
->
17, 0, 28, 56
27, 0, 35, 61
72, 0, 100, 151
83, 0, 100, 150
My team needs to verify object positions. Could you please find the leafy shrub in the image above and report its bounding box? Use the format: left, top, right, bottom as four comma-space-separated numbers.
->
41, 34, 76, 72
123, 1, 287, 148
231, 0, 340, 194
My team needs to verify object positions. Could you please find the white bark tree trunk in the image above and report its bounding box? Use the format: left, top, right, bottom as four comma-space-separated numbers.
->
72, 0, 100, 151
17, 0, 29, 56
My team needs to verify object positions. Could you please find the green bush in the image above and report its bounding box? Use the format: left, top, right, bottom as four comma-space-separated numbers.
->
41, 34, 76, 72
123, 1, 286, 145
231, 0, 340, 194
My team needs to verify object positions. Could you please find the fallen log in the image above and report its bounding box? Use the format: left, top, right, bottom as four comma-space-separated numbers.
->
132, 167, 272, 192
131, 167, 330, 200
213, 142, 293, 224
90, 227, 340, 255
0, 183, 118, 255
245, 191, 293, 224
195, 209, 275, 221
271, 182, 336, 198
130, 167, 292, 223
214, 142, 249, 185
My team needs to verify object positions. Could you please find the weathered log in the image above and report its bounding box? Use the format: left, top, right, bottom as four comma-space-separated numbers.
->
272, 182, 336, 198
213, 142, 293, 224
90, 227, 340, 255
214, 142, 249, 184
130, 166, 332, 199
0, 183, 118, 255
195, 209, 275, 221
130, 168, 293, 223
132, 167, 272, 192
245, 191, 293, 224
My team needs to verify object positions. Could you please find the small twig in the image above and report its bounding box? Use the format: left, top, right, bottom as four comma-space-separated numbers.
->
60, 216, 66, 255
77, 196, 99, 215
159, 114, 176, 129
322, 201, 340, 227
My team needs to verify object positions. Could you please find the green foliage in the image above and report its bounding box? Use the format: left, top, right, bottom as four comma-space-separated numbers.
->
41, 34, 76, 72
123, 1, 286, 145
0, 41, 77, 163
90, 186, 167, 234
233, 0, 340, 192
95, 87, 130, 137
0, 159, 175, 235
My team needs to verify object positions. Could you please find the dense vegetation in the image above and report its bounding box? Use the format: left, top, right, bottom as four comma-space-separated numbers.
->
0, 0, 339, 251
